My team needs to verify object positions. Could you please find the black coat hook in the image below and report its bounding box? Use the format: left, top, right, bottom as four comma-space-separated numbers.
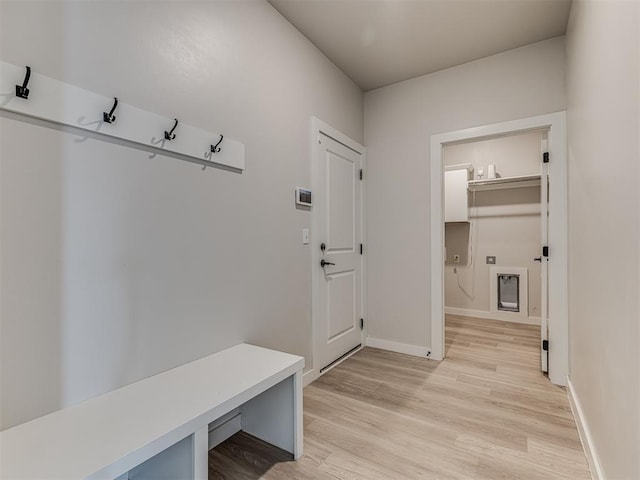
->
164, 118, 178, 141
210, 134, 224, 153
103, 97, 118, 123
16, 66, 31, 99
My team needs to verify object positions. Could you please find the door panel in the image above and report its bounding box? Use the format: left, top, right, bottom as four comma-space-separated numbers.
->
327, 271, 357, 340
316, 132, 363, 370
328, 153, 356, 251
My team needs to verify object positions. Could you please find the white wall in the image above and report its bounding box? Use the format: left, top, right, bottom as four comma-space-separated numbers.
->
364, 37, 565, 348
444, 133, 542, 319
0, 0, 363, 429
566, 1, 640, 478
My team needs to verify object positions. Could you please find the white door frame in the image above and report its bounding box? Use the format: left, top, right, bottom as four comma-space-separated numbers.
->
430, 112, 568, 386
309, 117, 366, 385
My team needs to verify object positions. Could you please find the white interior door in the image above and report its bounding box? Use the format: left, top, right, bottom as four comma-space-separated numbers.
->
540, 134, 549, 373
315, 132, 363, 371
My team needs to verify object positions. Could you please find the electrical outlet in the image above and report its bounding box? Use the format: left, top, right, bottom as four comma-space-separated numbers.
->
453, 254, 461, 263
486, 256, 496, 264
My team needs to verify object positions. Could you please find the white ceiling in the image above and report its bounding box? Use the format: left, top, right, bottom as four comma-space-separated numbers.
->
268, 0, 572, 91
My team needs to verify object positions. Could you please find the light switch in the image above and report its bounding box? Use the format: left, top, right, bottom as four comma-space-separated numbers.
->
302, 228, 310, 245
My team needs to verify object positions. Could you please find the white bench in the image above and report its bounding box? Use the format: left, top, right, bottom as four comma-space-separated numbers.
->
1, 344, 304, 479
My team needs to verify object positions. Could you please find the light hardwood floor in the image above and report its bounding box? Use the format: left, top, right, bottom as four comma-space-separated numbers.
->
209, 315, 591, 479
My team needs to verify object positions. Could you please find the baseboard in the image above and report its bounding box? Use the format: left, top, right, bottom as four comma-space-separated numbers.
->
366, 337, 430, 358
566, 378, 604, 480
303, 368, 317, 387
208, 410, 241, 450
445, 306, 541, 325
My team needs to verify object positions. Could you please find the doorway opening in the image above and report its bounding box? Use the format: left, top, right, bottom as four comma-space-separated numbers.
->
442, 131, 545, 373
430, 112, 567, 386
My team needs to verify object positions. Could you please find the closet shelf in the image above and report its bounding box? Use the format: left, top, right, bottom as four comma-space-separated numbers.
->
467, 174, 541, 191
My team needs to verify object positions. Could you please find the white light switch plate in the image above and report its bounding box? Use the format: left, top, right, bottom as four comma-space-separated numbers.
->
302, 228, 310, 245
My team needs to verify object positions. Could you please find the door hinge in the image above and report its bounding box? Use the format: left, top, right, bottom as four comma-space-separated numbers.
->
360, 318, 364, 330
543, 152, 549, 163
542, 245, 549, 257
359, 169, 363, 180
360, 243, 363, 255
542, 340, 549, 351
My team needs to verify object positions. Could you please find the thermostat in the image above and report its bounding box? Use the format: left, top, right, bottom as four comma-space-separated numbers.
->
295, 187, 312, 207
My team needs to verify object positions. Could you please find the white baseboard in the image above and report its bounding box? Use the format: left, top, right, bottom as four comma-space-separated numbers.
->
445, 306, 541, 325
208, 410, 241, 450
303, 369, 317, 387
366, 337, 430, 358
567, 378, 604, 480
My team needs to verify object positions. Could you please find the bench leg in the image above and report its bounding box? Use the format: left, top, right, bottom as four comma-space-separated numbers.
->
241, 369, 304, 459
192, 425, 208, 480
293, 370, 303, 459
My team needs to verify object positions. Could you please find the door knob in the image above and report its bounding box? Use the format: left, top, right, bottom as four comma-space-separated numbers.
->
534, 257, 542, 262
320, 259, 335, 268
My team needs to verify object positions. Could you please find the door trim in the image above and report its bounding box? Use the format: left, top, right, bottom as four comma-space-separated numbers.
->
309, 117, 366, 385
430, 111, 568, 386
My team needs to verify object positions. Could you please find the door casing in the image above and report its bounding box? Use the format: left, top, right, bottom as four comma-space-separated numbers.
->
309, 117, 367, 386
430, 112, 568, 386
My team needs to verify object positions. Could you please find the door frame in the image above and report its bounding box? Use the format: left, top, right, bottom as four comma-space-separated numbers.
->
309, 117, 367, 385
430, 111, 568, 386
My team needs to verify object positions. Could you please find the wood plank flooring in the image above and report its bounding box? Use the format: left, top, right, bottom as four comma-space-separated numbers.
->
209, 315, 591, 479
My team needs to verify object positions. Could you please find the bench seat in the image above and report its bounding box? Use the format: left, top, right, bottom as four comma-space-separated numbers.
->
1, 343, 304, 479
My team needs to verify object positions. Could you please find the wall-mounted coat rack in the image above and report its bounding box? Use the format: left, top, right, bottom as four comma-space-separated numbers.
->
0, 61, 245, 171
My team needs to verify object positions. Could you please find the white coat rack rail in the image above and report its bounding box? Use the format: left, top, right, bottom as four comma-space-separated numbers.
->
0, 62, 245, 171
